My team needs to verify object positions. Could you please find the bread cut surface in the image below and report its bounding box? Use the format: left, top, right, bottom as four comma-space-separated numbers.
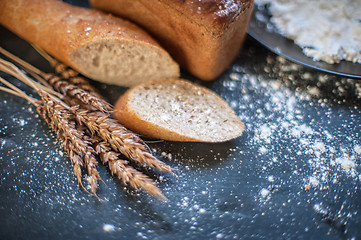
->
113, 79, 245, 142
0, 0, 180, 87
90, 0, 254, 81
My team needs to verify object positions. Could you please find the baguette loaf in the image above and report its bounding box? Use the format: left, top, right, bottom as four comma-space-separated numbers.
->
113, 78, 245, 142
90, 0, 254, 81
0, 0, 180, 87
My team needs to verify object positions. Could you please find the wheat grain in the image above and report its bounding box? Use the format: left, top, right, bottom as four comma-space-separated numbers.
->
95, 140, 167, 201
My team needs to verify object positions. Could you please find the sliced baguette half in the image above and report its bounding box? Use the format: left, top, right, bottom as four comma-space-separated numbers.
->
0, 0, 180, 87
113, 78, 245, 142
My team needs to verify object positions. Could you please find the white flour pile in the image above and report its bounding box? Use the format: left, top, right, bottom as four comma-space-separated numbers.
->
256, 0, 361, 64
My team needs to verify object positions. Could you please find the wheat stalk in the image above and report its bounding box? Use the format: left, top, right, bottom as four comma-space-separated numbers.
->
0, 56, 172, 200
0, 47, 111, 112
0, 58, 62, 99
1, 76, 167, 200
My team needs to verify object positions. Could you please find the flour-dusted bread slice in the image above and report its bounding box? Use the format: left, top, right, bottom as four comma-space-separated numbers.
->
90, 0, 254, 81
0, 0, 179, 87
113, 79, 245, 142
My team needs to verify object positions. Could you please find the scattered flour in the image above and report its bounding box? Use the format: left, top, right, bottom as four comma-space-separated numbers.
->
256, 124, 272, 142
255, 0, 361, 64
308, 176, 320, 187
260, 188, 271, 198
102, 224, 116, 232
229, 51, 361, 200
354, 145, 361, 154
336, 156, 356, 170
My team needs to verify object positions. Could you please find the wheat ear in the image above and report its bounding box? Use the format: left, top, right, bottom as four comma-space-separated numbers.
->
38, 91, 104, 197
94, 140, 167, 201
70, 108, 175, 174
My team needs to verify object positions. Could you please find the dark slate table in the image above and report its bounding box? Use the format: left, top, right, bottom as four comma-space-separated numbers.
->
1, 1, 360, 239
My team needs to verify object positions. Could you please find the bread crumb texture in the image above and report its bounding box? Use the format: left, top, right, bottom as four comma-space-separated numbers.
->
71, 40, 179, 87
116, 79, 245, 142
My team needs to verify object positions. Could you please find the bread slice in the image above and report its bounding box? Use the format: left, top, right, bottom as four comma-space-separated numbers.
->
113, 79, 245, 142
90, 0, 254, 81
0, 0, 179, 87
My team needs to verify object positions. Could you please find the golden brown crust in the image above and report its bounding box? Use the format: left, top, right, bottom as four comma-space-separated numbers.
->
157, 0, 254, 33
90, 0, 254, 80
0, 0, 178, 84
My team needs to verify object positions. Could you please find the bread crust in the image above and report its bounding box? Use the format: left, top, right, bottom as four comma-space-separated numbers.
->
90, 0, 254, 80
0, 0, 179, 86
113, 78, 245, 142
